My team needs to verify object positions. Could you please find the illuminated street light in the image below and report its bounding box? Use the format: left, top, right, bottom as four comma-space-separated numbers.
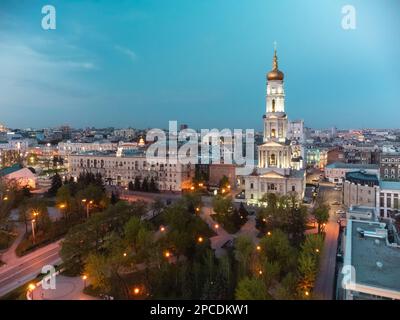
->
160, 226, 165, 232
82, 275, 88, 289
31, 212, 39, 244
3, 196, 8, 201
258, 270, 263, 275
28, 283, 36, 300
315, 248, 320, 253
256, 245, 261, 251
133, 287, 140, 295
164, 251, 171, 258
197, 236, 204, 243
123, 252, 127, 257
267, 231, 272, 236
214, 224, 219, 230
82, 199, 93, 219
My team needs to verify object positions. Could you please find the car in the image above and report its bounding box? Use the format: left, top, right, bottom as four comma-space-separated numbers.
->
336, 209, 345, 215
331, 201, 341, 206
334, 187, 342, 191
312, 178, 320, 182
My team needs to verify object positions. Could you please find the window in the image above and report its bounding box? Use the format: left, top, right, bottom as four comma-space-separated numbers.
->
271, 129, 276, 138
250, 183, 254, 189
269, 154, 276, 166
292, 185, 296, 192
272, 99, 276, 112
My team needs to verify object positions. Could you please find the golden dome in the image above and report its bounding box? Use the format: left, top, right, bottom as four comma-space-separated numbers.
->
267, 49, 284, 81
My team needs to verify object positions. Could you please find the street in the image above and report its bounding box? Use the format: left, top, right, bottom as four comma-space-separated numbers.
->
0, 242, 61, 297
313, 185, 342, 300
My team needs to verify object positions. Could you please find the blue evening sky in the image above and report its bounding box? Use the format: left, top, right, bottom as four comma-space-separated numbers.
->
0, 0, 399, 130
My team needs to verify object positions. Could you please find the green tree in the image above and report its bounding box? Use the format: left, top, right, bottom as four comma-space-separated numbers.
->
84, 253, 111, 294
47, 173, 63, 196
258, 229, 297, 276
212, 195, 233, 216
313, 205, 330, 233
56, 185, 74, 221
149, 177, 158, 192
235, 277, 268, 300
219, 175, 230, 189
141, 177, 149, 192
234, 235, 254, 279
134, 177, 141, 191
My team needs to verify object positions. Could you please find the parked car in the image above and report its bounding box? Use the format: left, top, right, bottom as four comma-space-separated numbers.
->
336, 209, 345, 215
331, 201, 341, 206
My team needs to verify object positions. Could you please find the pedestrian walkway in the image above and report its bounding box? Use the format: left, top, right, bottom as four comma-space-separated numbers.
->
31, 275, 98, 300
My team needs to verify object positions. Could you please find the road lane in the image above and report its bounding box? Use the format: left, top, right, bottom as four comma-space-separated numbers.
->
0, 244, 61, 297
313, 186, 341, 300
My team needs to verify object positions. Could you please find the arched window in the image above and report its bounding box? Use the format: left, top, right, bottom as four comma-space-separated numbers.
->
271, 129, 276, 138
272, 99, 276, 112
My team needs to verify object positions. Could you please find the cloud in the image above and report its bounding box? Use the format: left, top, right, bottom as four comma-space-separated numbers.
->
114, 45, 137, 62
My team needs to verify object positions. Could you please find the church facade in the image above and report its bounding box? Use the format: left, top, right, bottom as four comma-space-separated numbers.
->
239, 49, 306, 204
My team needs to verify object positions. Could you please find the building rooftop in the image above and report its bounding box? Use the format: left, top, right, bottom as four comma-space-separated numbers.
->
347, 220, 400, 296
345, 171, 379, 186
0, 164, 23, 177
327, 162, 379, 170
380, 181, 400, 191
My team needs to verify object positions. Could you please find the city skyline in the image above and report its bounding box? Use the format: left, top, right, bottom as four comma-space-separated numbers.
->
0, 1, 400, 130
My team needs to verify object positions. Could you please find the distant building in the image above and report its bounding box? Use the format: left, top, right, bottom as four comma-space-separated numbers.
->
113, 128, 136, 140
380, 152, 400, 181
58, 141, 117, 156
67, 150, 194, 192
378, 181, 400, 218
287, 120, 305, 143
343, 171, 379, 208
209, 164, 236, 188
325, 163, 379, 184
0, 164, 36, 189
327, 147, 345, 165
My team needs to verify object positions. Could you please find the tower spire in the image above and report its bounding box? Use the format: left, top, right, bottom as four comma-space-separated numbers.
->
272, 41, 278, 70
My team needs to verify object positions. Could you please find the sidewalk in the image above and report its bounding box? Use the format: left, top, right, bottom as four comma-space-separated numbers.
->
31, 275, 98, 300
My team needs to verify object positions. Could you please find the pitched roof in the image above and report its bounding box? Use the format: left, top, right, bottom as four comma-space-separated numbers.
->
0, 164, 23, 177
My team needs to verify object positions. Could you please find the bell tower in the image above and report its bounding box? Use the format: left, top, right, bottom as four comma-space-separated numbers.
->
263, 48, 288, 143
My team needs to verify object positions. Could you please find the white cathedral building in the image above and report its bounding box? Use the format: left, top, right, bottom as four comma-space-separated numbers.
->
239, 49, 306, 204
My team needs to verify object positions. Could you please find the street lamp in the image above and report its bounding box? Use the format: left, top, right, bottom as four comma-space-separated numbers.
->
197, 236, 204, 243
28, 283, 36, 300
31, 211, 39, 244
81, 199, 93, 219
133, 287, 140, 295
82, 275, 87, 289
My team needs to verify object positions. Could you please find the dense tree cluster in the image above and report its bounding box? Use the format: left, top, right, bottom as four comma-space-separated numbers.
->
212, 196, 248, 234
128, 177, 158, 193
256, 193, 308, 246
